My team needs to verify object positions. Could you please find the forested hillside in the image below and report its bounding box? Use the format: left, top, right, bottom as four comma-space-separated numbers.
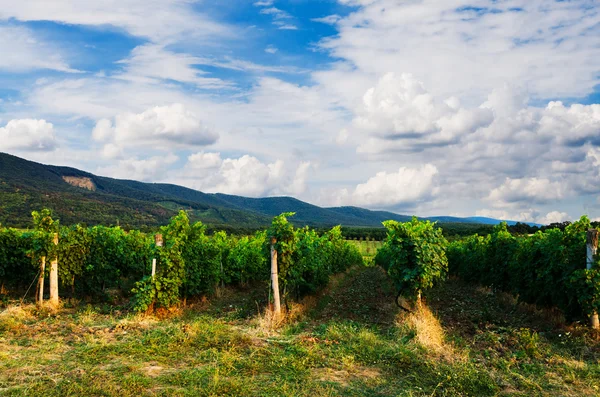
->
1, 153, 512, 231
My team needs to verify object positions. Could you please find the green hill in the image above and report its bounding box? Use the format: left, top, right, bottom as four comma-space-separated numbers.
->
0, 152, 269, 229
0, 152, 499, 231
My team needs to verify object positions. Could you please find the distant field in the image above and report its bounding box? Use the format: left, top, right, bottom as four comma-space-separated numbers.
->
346, 239, 383, 259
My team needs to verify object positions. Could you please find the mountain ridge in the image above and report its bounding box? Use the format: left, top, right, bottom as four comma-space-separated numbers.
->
0, 152, 535, 229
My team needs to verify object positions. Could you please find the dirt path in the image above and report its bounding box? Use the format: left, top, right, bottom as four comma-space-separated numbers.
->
311, 266, 399, 326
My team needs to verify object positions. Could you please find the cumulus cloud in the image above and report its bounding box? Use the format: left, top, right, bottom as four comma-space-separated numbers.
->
96, 154, 178, 181
475, 209, 537, 223
322, 164, 439, 209
538, 101, 600, 147
538, 211, 571, 225
487, 177, 565, 206
180, 152, 313, 197
351, 164, 439, 207
353, 73, 493, 153
474, 208, 570, 225
0, 119, 57, 151
92, 104, 218, 152
186, 151, 223, 170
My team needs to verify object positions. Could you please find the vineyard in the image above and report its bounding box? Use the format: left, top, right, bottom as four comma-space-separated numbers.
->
1, 211, 600, 396
447, 217, 600, 322
0, 210, 363, 312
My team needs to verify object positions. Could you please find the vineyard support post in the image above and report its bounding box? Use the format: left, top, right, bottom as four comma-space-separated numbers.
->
587, 229, 599, 329
153, 233, 163, 278
49, 233, 59, 307
37, 256, 46, 305
270, 237, 281, 316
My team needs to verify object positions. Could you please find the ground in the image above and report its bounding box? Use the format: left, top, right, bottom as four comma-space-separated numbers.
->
1, 266, 599, 396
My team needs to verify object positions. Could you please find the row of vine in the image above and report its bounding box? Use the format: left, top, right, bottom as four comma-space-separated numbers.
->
374, 216, 599, 321
446, 216, 599, 319
0, 210, 363, 312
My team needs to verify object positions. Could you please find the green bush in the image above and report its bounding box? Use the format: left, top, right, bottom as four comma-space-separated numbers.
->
0, 228, 34, 290
182, 221, 221, 297
448, 216, 595, 319
1, 209, 364, 309
267, 213, 364, 303
379, 217, 448, 301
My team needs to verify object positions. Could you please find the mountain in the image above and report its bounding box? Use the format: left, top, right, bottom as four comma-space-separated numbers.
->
0, 152, 514, 229
0, 152, 269, 229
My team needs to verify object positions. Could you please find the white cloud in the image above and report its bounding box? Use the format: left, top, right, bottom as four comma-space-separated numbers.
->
92, 104, 218, 151
336, 129, 349, 145
318, 1, 600, 102
260, 7, 291, 20
538, 211, 571, 225
186, 151, 223, 170
265, 45, 278, 54
115, 44, 234, 89
193, 57, 301, 74
276, 24, 298, 30
96, 154, 178, 181
0, 119, 56, 151
180, 152, 312, 197
253, 1, 274, 6
91, 119, 114, 142
351, 164, 439, 208
100, 143, 123, 160
475, 208, 539, 224
257, 5, 298, 30
322, 164, 439, 209
0, 26, 78, 73
539, 101, 600, 146
353, 73, 493, 152
312, 15, 342, 25
488, 177, 565, 206
0, 0, 231, 43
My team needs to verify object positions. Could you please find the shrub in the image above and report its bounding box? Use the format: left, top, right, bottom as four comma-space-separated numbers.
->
379, 217, 448, 303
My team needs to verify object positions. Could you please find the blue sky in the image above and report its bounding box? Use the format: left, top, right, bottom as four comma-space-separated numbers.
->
0, 0, 599, 224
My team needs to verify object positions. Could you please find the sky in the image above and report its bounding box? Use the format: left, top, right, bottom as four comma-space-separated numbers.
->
0, 0, 599, 224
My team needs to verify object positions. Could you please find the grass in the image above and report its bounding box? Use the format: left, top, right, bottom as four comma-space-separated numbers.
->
346, 240, 383, 262
1, 267, 599, 396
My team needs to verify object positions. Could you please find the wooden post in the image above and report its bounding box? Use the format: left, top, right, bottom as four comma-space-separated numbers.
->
270, 237, 281, 316
586, 229, 599, 329
152, 233, 163, 278
49, 233, 59, 306
37, 256, 46, 304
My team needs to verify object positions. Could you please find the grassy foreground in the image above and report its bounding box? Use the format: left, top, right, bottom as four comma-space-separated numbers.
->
1, 267, 599, 396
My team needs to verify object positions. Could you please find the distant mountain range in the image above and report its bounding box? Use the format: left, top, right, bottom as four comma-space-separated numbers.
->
0, 152, 539, 229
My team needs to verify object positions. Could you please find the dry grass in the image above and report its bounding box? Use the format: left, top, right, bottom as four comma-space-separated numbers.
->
396, 304, 467, 364
312, 366, 381, 387
398, 305, 445, 350
254, 301, 313, 333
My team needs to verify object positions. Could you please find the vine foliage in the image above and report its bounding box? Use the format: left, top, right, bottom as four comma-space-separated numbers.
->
376, 217, 448, 303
